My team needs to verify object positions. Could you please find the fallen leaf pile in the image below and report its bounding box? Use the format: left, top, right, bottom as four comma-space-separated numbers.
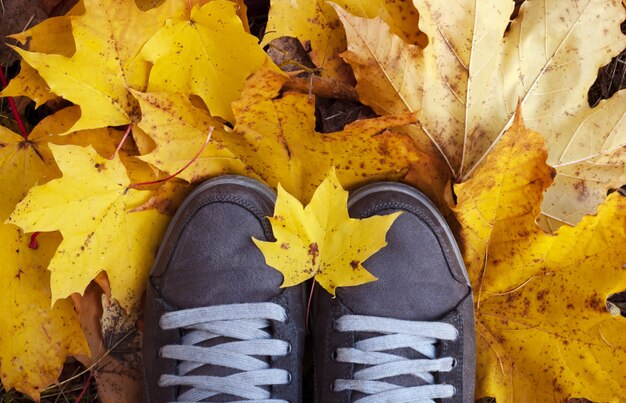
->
0, 0, 624, 400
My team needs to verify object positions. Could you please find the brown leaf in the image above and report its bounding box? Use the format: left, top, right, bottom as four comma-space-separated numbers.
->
72, 281, 142, 403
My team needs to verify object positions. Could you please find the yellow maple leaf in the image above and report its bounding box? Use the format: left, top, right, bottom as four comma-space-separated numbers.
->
335, 0, 626, 228
454, 108, 626, 401
139, 0, 269, 122
12, 0, 187, 133
223, 65, 421, 202
131, 90, 247, 182
0, 12, 78, 106
9, 144, 169, 311
0, 126, 88, 399
254, 169, 400, 295
263, 0, 423, 83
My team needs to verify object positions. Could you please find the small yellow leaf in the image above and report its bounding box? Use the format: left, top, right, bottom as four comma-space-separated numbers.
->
0, 126, 88, 399
9, 144, 169, 311
254, 169, 400, 296
139, 1, 269, 122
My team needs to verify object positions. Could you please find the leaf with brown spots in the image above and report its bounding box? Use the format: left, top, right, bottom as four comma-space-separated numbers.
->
131, 90, 247, 183
0, 125, 89, 399
0, 62, 57, 108
454, 107, 626, 401
254, 168, 400, 296
138, 0, 269, 123
0, 6, 79, 106
222, 65, 421, 202
263, 0, 424, 83
11, 0, 187, 133
337, 0, 626, 228
8, 144, 169, 312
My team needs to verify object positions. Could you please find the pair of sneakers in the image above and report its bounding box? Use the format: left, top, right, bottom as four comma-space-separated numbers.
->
143, 176, 475, 402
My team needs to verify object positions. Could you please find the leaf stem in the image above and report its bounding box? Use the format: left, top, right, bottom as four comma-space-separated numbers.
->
28, 232, 41, 249
305, 280, 315, 329
109, 124, 132, 160
0, 67, 29, 139
129, 127, 214, 189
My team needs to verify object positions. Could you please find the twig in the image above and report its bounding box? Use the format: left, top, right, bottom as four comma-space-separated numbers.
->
109, 124, 132, 160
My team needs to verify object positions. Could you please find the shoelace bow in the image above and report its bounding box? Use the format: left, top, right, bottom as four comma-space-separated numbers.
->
158, 302, 292, 403
332, 315, 458, 403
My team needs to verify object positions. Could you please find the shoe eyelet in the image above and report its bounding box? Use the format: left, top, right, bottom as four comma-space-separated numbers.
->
329, 381, 337, 392
158, 347, 164, 358
286, 371, 292, 385
451, 358, 457, 368
332, 321, 341, 333
330, 350, 338, 361
285, 342, 293, 356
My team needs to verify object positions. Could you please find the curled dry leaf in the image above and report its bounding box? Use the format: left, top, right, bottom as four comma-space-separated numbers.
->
254, 168, 400, 295
453, 108, 626, 401
336, 0, 626, 228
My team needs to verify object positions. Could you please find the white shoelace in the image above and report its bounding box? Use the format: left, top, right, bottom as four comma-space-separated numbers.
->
332, 315, 458, 403
158, 303, 291, 403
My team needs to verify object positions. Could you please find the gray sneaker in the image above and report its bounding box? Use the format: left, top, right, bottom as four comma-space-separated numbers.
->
312, 183, 475, 402
143, 176, 305, 403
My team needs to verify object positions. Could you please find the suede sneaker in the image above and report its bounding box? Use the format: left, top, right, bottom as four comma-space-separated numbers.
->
143, 176, 305, 402
312, 182, 475, 402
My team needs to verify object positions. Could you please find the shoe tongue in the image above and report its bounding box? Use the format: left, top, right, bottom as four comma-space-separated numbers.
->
336, 210, 468, 321
155, 203, 284, 309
